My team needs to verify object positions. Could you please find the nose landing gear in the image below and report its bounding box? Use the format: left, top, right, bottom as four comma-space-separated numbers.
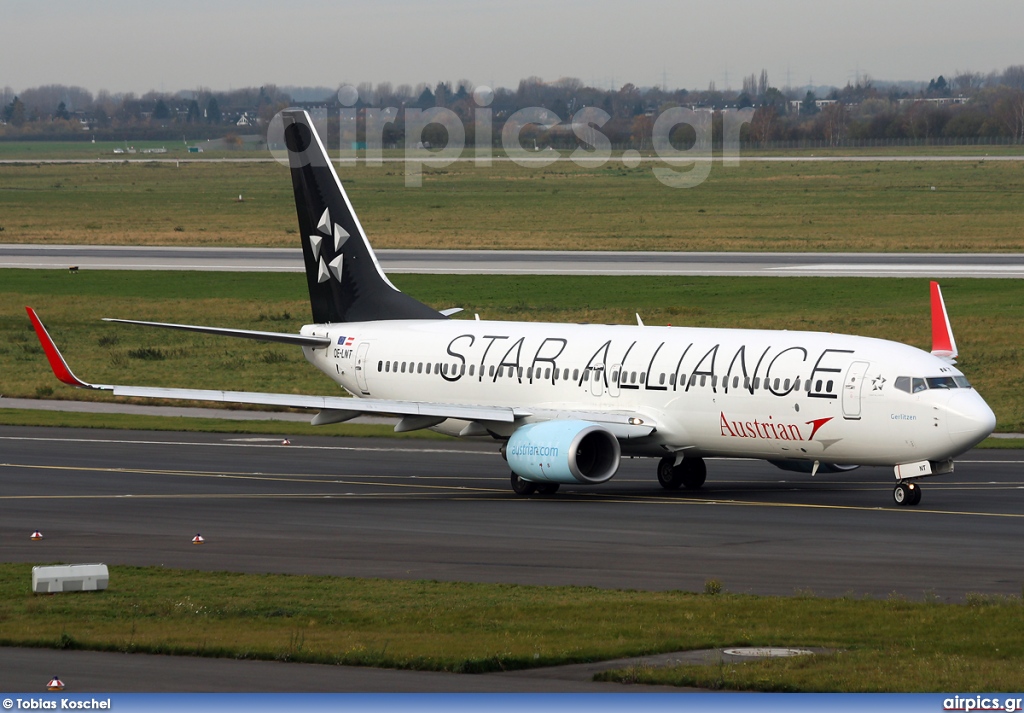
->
893, 481, 922, 506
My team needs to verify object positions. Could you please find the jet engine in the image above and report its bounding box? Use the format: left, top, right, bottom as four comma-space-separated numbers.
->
504, 420, 621, 485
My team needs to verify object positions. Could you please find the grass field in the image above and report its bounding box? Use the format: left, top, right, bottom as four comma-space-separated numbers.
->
1, 157, 1022, 251
2, 270, 1022, 431
1, 563, 1022, 691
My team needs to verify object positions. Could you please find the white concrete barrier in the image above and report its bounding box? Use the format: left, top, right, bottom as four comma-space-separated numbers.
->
32, 564, 109, 593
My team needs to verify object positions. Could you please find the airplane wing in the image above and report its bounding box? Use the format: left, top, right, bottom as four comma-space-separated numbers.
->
101, 318, 332, 348
27, 308, 656, 438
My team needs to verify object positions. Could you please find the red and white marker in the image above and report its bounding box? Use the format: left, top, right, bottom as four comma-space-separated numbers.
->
30, 530, 43, 541
192, 534, 205, 545
47, 675, 64, 691
281, 438, 291, 445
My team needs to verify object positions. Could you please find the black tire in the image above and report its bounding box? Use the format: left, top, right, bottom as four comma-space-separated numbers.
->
657, 456, 683, 490
908, 483, 922, 506
536, 483, 560, 495
510, 471, 537, 496
893, 483, 909, 506
681, 458, 707, 489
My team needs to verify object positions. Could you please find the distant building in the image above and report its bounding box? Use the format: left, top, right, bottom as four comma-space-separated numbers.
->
899, 96, 970, 106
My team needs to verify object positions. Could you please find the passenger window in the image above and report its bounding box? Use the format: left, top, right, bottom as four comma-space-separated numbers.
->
377, 360, 383, 372
700, 375, 707, 387
784, 378, 790, 391
815, 379, 822, 392
426, 363, 432, 374
441, 364, 448, 376
517, 367, 523, 378
912, 378, 927, 393
733, 376, 739, 389
527, 367, 533, 379
794, 377, 800, 390
489, 365, 495, 377
895, 376, 911, 393
553, 368, 559, 381
711, 375, 717, 387
669, 374, 676, 386
773, 378, 780, 390
826, 380, 834, 392
753, 377, 760, 389
468, 364, 473, 376
640, 372, 646, 384
564, 369, 570, 381
659, 373, 666, 385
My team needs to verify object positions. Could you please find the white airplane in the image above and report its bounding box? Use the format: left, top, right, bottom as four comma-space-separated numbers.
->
27, 109, 996, 506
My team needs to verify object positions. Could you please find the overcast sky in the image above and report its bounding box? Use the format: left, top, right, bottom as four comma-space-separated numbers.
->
3, 0, 1022, 95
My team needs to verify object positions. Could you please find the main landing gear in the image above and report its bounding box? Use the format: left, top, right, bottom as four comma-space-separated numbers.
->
657, 456, 707, 490
893, 481, 922, 506
510, 472, 559, 496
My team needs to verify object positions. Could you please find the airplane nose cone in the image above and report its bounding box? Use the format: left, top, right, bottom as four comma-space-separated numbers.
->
946, 390, 996, 449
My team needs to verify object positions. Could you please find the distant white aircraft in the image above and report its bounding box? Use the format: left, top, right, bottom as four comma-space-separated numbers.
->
28, 110, 995, 506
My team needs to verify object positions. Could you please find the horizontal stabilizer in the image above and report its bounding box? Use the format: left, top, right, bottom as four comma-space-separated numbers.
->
102, 318, 332, 348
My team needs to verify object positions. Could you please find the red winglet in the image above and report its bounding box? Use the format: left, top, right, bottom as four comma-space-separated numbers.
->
929, 281, 957, 359
25, 307, 92, 388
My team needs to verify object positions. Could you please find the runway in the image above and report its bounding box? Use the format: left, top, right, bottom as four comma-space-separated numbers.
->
3, 425, 1021, 600
3, 244, 1024, 277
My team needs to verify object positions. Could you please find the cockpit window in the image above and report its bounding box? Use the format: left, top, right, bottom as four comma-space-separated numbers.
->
895, 375, 971, 393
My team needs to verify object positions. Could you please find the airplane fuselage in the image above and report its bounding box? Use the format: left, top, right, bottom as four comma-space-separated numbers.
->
302, 319, 993, 467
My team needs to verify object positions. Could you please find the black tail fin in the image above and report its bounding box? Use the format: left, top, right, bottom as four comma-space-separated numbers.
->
281, 109, 443, 324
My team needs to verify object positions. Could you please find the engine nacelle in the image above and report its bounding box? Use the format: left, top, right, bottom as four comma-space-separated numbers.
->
505, 420, 621, 485
768, 459, 860, 475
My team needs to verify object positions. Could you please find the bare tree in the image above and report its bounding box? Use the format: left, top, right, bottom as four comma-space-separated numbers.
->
742, 73, 757, 96
996, 89, 1024, 142
821, 102, 847, 145
952, 70, 984, 95
357, 82, 376, 105
758, 69, 769, 97
1001, 65, 1024, 91
751, 105, 777, 144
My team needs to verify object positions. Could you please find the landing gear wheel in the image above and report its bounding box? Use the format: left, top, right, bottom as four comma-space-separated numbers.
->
536, 483, 560, 495
681, 458, 707, 490
893, 483, 913, 506
510, 471, 537, 496
657, 457, 707, 491
658, 457, 683, 490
